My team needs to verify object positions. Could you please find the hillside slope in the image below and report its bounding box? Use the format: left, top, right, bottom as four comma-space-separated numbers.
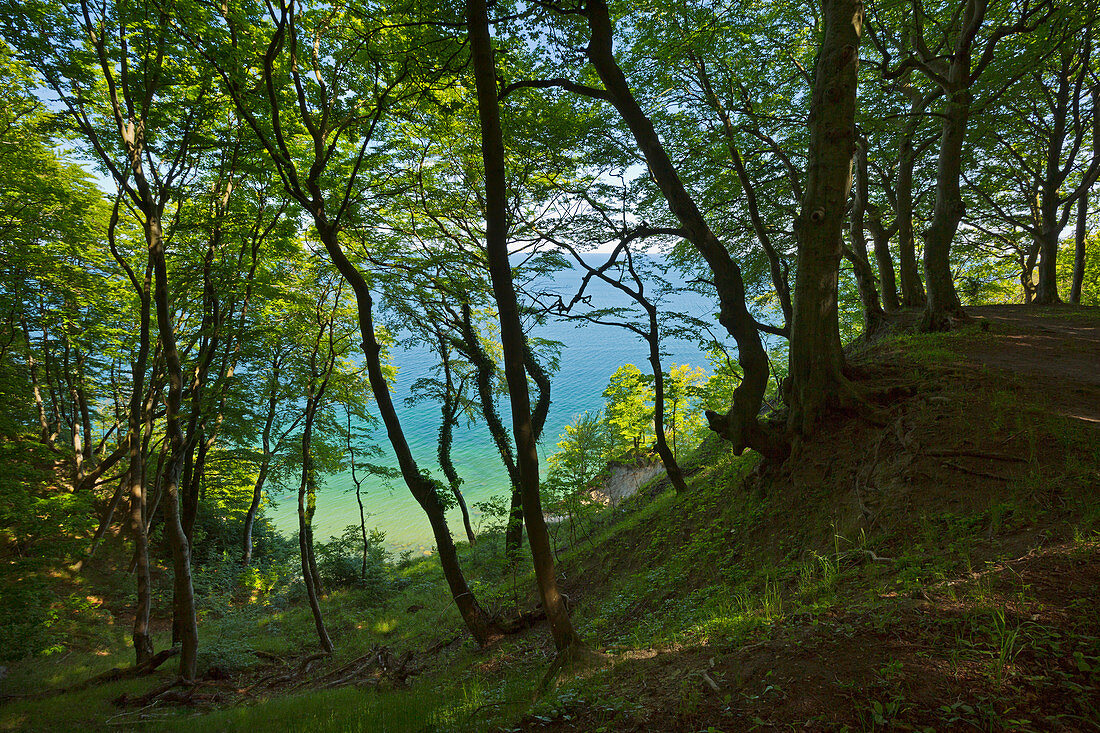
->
1, 306, 1097, 732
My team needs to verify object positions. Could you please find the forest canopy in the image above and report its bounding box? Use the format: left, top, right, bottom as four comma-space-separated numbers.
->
0, 0, 1097, 693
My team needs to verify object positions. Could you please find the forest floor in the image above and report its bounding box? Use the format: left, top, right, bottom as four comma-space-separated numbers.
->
1, 305, 1098, 732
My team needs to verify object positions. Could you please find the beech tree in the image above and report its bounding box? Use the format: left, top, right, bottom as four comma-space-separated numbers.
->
185, 0, 503, 646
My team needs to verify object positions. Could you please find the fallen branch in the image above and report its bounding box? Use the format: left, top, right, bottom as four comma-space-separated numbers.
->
923, 449, 1026, 462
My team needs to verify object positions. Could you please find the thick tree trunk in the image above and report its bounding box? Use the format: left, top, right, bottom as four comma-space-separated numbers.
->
921, 84, 969, 330
920, 2, 988, 330
1034, 63, 1072, 305
584, 0, 785, 461
786, 0, 863, 435
1071, 188, 1089, 304
469, 0, 583, 654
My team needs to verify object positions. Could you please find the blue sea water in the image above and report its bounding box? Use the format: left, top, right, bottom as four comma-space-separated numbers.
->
267, 257, 723, 551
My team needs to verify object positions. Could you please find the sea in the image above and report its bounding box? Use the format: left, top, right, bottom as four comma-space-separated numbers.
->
266, 256, 728, 552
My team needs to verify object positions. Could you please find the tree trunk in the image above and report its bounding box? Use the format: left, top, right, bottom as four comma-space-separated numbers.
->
865, 207, 900, 311
848, 141, 887, 335
584, 0, 785, 461
786, 0, 863, 435
453, 307, 525, 558
241, 459, 270, 566
646, 309, 688, 493
298, 382, 334, 654
1071, 187, 1089, 304
317, 229, 500, 647
469, 0, 583, 653
1034, 60, 1072, 305
148, 212, 199, 682
437, 341, 476, 546
897, 103, 928, 307
920, 2, 987, 330
125, 258, 154, 666
693, 55, 792, 329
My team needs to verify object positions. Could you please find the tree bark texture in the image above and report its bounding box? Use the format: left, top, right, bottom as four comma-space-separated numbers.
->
786, 0, 863, 435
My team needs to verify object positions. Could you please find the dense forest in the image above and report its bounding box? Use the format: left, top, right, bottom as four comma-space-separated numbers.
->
1, 0, 1098, 729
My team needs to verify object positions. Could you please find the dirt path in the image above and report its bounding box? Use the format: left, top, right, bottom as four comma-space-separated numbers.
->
963, 305, 1100, 424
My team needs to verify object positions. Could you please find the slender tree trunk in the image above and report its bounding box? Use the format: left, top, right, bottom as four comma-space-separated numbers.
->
1071, 188, 1089, 304
646, 309, 688, 493
241, 459, 270, 566
437, 338, 477, 545
317, 229, 500, 646
298, 385, 334, 654
848, 141, 887, 334
865, 208, 900, 311
897, 106, 928, 307
148, 212, 199, 682
128, 453, 154, 664
693, 55, 792, 329
786, 0, 863, 435
454, 307, 525, 558
469, 0, 582, 654
22, 317, 53, 448
85, 478, 125, 560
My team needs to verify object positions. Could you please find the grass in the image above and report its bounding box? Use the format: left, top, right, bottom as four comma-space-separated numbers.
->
3, 315, 1099, 731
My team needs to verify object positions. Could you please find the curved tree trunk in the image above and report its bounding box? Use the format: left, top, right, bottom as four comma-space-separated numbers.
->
453, 307, 525, 558
437, 337, 477, 546
584, 0, 785, 461
318, 229, 500, 647
786, 0, 863, 435
646, 311, 688, 494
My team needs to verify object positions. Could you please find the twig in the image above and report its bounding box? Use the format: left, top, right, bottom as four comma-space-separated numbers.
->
941, 460, 1010, 481
923, 449, 1025, 462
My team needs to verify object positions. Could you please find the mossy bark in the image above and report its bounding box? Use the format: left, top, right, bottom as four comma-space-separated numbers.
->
786, 0, 863, 435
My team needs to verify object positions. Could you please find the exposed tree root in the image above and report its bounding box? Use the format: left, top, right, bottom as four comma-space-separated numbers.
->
538, 643, 609, 693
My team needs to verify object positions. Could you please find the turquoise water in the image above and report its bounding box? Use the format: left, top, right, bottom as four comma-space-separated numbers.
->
267, 259, 720, 551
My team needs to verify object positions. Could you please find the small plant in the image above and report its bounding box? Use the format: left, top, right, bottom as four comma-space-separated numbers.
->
990, 608, 1022, 685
